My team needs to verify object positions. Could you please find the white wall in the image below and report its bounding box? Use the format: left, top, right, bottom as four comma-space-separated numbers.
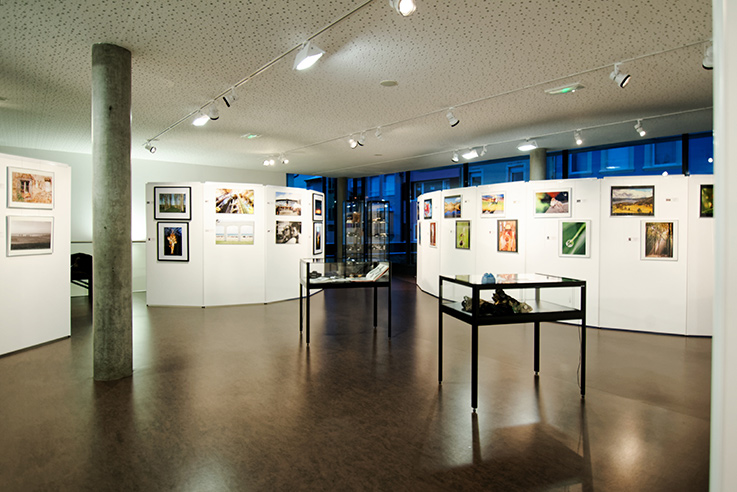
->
416, 175, 712, 336
0, 146, 285, 293
1, 153, 71, 355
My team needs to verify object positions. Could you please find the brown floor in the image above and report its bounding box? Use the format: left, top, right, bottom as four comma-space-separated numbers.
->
0, 275, 711, 491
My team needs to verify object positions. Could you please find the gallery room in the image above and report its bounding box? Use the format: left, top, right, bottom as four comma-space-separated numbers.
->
1, 0, 736, 490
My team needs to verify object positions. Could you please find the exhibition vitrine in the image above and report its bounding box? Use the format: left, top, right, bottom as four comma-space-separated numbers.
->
343, 199, 391, 262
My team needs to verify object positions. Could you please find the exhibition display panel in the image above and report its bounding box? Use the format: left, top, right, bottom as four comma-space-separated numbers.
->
438, 273, 587, 410
299, 258, 391, 344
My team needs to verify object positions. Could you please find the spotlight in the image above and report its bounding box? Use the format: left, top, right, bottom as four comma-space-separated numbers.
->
208, 103, 219, 121
635, 119, 646, 137
389, 0, 417, 16
703, 43, 714, 70
263, 156, 276, 166
357, 133, 366, 147
479, 145, 487, 157
280, 154, 289, 165
192, 111, 209, 126
574, 130, 583, 146
375, 127, 383, 139
609, 63, 630, 88
451, 151, 459, 163
348, 135, 359, 149
461, 148, 479, 160
517, 139, 538, 152
446, 108, 460, 127
223, 87, 237, 107
293, 41, 325, 71
144, 142, 156, 154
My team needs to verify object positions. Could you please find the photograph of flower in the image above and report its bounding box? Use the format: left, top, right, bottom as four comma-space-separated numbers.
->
455, 220, 470, 249
534, 190, 570, 217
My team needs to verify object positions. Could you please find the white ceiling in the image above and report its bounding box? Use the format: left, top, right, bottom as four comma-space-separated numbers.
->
0, 0, 713, 178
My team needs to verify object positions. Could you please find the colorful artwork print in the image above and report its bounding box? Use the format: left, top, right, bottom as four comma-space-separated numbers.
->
215, 219, 254, 245
700, 184, 713, 218
429, 222, 437, 247
313, 222, 323, 255
7, 167, 54, 209
444, 195, 462, 218
275, 191, 301, 216
455, 220, 470, 249
481, 193, 504, 216
497, 219, 518, 253
6, 216, 53, 256
535, 190, 570, 216
313, 194, 323, 221
643, 221, 676, 260
276, 220, 301, 244
157, 222, 189, 261
610, 186, 654, 216
423, 199, 432, 219
154, 186, 191, 220
215, 188, 254, 214
560, 221, 589, 257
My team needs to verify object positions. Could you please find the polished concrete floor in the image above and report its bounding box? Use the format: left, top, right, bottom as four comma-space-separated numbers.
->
1, 275, 711, 491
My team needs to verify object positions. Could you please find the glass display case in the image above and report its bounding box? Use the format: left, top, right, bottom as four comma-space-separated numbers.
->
344, 200, 365, 261
299, 258, 391, 344
367, 200, 390, 262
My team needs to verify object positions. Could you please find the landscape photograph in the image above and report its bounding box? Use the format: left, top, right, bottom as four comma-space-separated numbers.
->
611, 186, 655, 216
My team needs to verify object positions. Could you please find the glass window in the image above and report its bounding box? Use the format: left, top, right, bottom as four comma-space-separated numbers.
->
468, 157, 529, 185
546, 152, 564, 180
599, 147, 634, 172
689, 133, 714, 174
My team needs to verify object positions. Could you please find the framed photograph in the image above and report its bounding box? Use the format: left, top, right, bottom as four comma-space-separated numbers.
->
313, 194, 324, 221
429, 222, 437, 248
313, 222, 323, 255
418, 222, 421, 245
497, 219, 518, 253
700, 184, 713, 218
423, 199, 432, 219
275, 191, 302, 216
215, 188, 255, 214
157, 222, 189, 261
481, 192, 505, 217
455, 220, 470, 249
154, 186, 191, 220
7, 167, 54, 209
559, 220, 591, 257
215, 219, 254, 245
276, 220, 301, 244
534, 190, 570, 217
444, 195, 462, 218
6, 216, 53, 256
642, 221, 677, 260
610, 185, 654, 216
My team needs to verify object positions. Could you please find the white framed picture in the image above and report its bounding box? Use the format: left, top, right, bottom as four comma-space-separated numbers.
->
559, 220, 591, 258
480, 192, 505, 217
157, 222, 189, 261
6, 216, 54, 256
7, 167, 54, 210
154, 186, 191, 220
534, 189, 571, 217
641, 220, 678, 261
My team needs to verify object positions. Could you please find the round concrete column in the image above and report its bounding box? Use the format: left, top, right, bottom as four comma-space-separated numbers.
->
529, 148, 547, 180
91, 43, 132, 381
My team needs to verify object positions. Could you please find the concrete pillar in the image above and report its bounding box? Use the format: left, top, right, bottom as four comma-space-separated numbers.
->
711, 1, 737, 489
91, 43, 132, 381
336, 177, 347, 261
529, 148, 547, 180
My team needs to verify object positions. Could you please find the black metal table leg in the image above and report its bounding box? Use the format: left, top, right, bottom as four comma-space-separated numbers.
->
534, 321, 540, 374
373, 285, 378, 329
438, 278, 443, 384
387, 276, 392, 338
471, 323, 479, 410
306, 284, 310, 345
299, 284, 303, 333
581, 284, 587, 397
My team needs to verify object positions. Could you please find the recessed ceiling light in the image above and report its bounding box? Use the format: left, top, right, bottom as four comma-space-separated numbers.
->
380, 80, 398, 87
240, 133, 261, 139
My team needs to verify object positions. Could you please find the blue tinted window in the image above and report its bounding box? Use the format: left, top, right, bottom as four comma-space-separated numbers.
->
468, 157, 529, 185
689, 133, 714, 174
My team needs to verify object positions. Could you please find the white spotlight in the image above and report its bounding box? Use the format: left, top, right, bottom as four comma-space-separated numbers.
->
348, 135, 359, 149
703, 43, 714, 70
357, 133, 366, 147
446, 108, 460, 127
517, 139, 538, 152
223, 87, 237, 107
144, 142, 157, 154
375, 127, 383, 139
293, 41, 325, 71
451, 151, 459, 163
609, 63, 631, 88
461, 148, 479, 160
280, 154, 289, 165
208, 104, 219, 121
574, 130, 583, 146
635, 119, 646, 137
389, 0, 417, 16
192, 111, 209, 126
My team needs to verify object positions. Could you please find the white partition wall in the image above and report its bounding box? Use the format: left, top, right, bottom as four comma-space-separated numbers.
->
1, 153, 71, 355
417, 175, 712, 336
146, 182, 322, 307
439, 187, 477, 302
417, 191, 442, 296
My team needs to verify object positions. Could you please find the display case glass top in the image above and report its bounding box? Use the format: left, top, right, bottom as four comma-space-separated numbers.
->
300, 258, 390, 285
443, 273, 585, 288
